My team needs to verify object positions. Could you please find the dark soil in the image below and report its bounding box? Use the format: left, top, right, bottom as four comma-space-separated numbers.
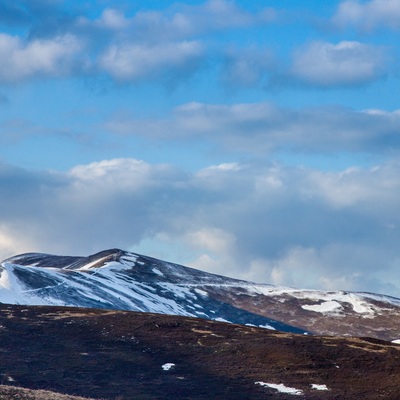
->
1, 304, 400, 399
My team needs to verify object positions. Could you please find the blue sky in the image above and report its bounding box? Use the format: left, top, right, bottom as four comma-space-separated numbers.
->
1, 0, 400, 296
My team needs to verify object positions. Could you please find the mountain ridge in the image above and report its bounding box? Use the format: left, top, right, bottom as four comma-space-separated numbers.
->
2, 248, 400, 340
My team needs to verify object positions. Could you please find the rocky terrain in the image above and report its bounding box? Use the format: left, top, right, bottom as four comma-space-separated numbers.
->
1, 304, 400, 399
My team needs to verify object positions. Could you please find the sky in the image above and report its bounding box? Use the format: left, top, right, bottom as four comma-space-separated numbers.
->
1, 0, 400, 296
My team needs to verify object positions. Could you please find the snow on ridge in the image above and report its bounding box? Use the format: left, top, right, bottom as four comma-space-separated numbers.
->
75, 255, 115, 271
246, 284, 383, 316
0, 263, 59, 306
2, 257, 190, 314
304, 292, 376, 315
0, 264, 23, 304
358, 292, 400, 307
302, 301, 342, 314
76, 253, 139, 272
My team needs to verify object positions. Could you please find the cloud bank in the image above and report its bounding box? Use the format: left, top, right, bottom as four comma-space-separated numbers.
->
105, 102, 400, 155
0, 1, 391, 89
1, 158, 400, 296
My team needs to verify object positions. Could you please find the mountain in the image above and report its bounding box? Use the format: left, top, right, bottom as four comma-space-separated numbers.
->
1, 304, 400, 400
2, 248, 400, 340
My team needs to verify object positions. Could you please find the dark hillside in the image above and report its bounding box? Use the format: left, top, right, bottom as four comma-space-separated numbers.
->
1, 304, 400, 399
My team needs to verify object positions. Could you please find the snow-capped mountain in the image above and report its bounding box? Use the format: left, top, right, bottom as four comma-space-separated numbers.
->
1, 248, 400, 340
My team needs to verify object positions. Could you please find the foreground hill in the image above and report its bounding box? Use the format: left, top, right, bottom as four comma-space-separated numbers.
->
2, 248, 400, 340
0, 385, 97, 400
1, 304, 400, 399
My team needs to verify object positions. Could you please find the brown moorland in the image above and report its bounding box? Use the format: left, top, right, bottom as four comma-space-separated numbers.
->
0, 304, 400, 399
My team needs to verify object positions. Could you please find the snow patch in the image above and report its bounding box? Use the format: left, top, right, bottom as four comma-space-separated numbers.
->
152, 268, 164, 277
343, 293, 375, 314
245, 323, 276, 330
158, 283, 196, 300
74, 255, 112, 271
194, 288, 208, 297
162, 363, 175, 371
258, 323, 276, 330
302, 301, 342, 313
255, 382, 303, 395
214, 317, 232, 323
311, 384, 329, 391
391, 339, 400, 344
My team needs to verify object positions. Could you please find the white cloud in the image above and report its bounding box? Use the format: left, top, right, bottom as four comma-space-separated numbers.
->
99, 41, 204, 81
243, 245, 366, 291
200, 162, 243, 173
0, 225, 37, 262
94, 9, 130, 30
301, 163, 400, 214
333, 0, 400, 30
181, 227, 237, 276
69, 158, 156, 186
0, 34, 83, 82
185, 227, 236, 255
291, 41, 387, 87
196, 163, 244, 182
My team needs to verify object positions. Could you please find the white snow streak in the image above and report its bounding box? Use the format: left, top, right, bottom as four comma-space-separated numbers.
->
311, 383, 329, 391
162, 363, 175, 371
152, 268, 164, 276
255, 382, 303, 395
302, 300, 342, 313
0, 263, 55, 305
194, 288, 208, 296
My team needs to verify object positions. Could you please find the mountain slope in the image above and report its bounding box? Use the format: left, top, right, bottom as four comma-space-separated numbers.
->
2, 248, 400, 340
1, 304, 400, 400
